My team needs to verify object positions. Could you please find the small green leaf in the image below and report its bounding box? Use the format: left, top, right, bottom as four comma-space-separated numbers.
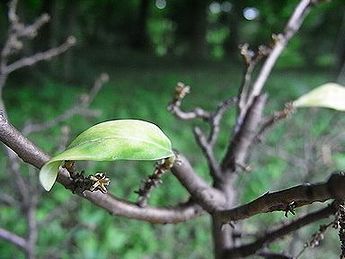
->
39, 120, 174, 191
293, 83, 345, 111
39, 161, 61, 192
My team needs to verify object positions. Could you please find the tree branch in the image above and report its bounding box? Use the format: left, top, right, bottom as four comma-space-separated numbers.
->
208, 97, 237, 146
171, 153, 226, 212
0, 116, 203, 224
5, 36, 76, 74
237, 44, 270, 116
193, 126, 222, 179
221, 203, 336, 258
22, 73, 108, 135
215, 173, 345, 224
168, 82, 211, 121
222, 94, 267, 172
246, 0, 316, 110
233, 0, 317, 138
0, 227, 27, 250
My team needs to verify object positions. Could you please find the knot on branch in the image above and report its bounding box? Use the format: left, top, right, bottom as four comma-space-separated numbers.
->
284, 201, 297, 217
239, 43, 271, 67
168, 82, 191, 112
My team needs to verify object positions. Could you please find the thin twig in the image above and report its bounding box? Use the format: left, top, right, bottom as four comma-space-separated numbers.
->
237, 44, 270, 116
169, 82, 236, 180
5, 36, 76, 74
295, 219, 335, 258
193, 126, 222, 179
208, 97, 237, 146
255, 102, 295, 142
22, 73, 108, 135
37, 197, 79, 228
168, 82, 211, 121
0, 227, 27, 250
135, 157, 174, 207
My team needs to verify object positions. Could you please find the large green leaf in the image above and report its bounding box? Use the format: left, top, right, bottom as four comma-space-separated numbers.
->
39, 120, 174, 191
293, 83, 345, 111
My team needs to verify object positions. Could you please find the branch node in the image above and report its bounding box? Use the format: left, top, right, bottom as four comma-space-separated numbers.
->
62, 161, 110, 194
135, 157, 174, 207
284, 201, 297, 217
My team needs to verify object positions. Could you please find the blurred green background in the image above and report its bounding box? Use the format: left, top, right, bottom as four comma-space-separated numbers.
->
0, 0, 345, 258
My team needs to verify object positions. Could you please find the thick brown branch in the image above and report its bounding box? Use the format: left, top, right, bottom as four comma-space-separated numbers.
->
222, 94, 267, 172
221, 203, 336, 258
0, 227, 27, 250
171, 154, 226, 212
0, 117, 203, 224
215, 173, 345, 224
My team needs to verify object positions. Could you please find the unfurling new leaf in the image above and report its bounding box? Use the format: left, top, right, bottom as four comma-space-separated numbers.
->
39, 120, 175, 191
293, 83, 345, 111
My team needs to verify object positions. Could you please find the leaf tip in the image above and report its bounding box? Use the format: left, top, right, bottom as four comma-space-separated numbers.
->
39, 161, 61, 191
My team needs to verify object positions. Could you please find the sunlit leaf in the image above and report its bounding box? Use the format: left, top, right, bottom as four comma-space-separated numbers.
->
293, 83, 345, 111
39, 120, 174, 191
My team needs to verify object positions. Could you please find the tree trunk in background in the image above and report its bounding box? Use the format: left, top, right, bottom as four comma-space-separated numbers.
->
37, 0, 60, 74
63, 0, 77, 81
131, 0, 150, 50
223, 2, 243, 58
186, 0, 209, 59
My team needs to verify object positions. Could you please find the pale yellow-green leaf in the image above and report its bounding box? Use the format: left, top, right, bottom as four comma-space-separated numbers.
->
39, 120, 174, 191
39, 161, 61, 191
293, 83, 345, 111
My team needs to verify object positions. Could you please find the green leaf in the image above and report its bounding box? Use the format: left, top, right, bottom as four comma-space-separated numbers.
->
293, 83, 345, 111
39, 119, 174, 191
